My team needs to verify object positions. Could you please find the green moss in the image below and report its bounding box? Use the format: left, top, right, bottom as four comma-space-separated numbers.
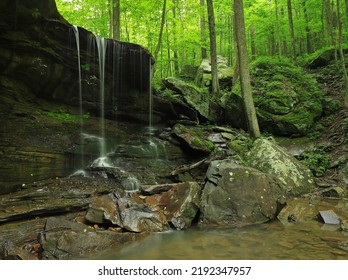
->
38, 109, 88, 123
299, 146, 331, 177
192, 137, 215, 152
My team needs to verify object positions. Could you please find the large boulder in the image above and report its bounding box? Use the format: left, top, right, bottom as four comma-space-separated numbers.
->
247, 138, 316, 196
200, 160, 283, 227
85, 192, 169, 233
195, 56, 233, 90
143, 182, 201, 230
222, 58, 323, 136
163, 77, 222, 123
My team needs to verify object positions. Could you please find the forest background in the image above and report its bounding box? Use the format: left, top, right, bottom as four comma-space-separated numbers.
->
56, 0, 348, 81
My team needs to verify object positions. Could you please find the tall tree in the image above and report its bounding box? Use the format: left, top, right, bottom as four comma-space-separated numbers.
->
337, 0, 348, 106
206, 0, 220, 95
233, 0, 260, 139
153, 0, 167, 74
200, 0, 207, 59
111, 0, 121, 40
287, 0, 296, 61
275, 0, 282, 56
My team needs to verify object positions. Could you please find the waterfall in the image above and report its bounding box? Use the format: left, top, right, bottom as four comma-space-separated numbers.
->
95, 36, 107, 157
149, 58, 153, 138
72, 25, 84, 167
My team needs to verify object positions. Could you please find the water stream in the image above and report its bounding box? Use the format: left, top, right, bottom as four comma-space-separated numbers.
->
94, 221, 348, 260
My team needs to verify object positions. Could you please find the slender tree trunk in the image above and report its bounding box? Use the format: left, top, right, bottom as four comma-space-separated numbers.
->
111, 0, 121, 40
281, 6, 288, 55
250, 26, 257, 61
302, 0, 312, 53
206, 0, 220, 95
287, 0, 296, 62
233, 0, 260, 139
200, 0, 207, 59
153, 0, 167, 73
172, 0, 180, 75
337, 0, 348, 106
346, 0, 348, 26
275, 0, 282, 56
232, 10, 239, 84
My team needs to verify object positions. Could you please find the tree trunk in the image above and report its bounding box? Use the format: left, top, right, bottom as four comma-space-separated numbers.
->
287, 0, 296, 62
302, 0, 312, 53
172, 0, 180, 75
275, 0, 282, 56
206, 0, 220, 95
346, 0, 348, 26
233, 0, 260, 139
337, 0, 348, 106
112, 0, 121, 40
153, 0, 167, 74
200, 0, 207, 59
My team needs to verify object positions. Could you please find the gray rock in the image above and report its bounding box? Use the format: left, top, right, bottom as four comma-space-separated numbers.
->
85, 191, 169, 233
200, 160, 283, 226
247, 138, 316, 196
319, 210, 340, 225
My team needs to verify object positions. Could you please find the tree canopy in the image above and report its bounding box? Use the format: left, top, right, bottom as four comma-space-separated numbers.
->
56, 0, 348, 81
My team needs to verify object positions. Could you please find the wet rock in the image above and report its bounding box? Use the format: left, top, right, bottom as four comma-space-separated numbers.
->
0, 240, 38, 260
140, 183, 174, 195
319, 210, 340, 225
143, 182, 201, 230
39, 216, 147, 259
278, 197, 348, 226
200, 160, 283, 227
247, 138, 315, 196
85, 192, 169, 233
0, 178, 118, 223
321, 187, 346, 198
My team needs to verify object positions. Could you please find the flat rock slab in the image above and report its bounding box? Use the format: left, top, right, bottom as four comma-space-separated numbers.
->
0, 178, 120, 223
319, 210, 341, 225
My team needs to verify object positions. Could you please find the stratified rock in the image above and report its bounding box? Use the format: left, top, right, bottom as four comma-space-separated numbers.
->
39, 216, 147, 259
85, 192, 169, 233
247, 138, 315, 196
200, 160, 283, 227
0, 178, 118, 223
0, 0, 153, 194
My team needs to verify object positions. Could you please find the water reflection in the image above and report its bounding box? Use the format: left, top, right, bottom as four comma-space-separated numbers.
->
96, 221, 348, 260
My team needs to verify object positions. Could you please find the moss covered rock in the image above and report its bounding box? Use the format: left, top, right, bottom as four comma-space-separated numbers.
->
223, 58, 323, 136
247, 138, 315, 196
200, 160, 283, 226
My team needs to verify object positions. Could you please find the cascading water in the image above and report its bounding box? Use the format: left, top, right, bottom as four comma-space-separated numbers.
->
70, 29, 160, 191
95, 36, 107, 158
72, 25, 84, 167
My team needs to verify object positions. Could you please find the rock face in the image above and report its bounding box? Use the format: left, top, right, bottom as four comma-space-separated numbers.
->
200, 160, 282, 226
0, 0, 153, 194
163, 77, 222, 123
247, 138, 315, 196
85, 192, 169, 233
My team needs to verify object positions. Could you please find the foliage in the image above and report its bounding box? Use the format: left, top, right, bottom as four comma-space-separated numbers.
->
299, 146, 331, 177
56, 0, 348, 81
38, 109, 89, 123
